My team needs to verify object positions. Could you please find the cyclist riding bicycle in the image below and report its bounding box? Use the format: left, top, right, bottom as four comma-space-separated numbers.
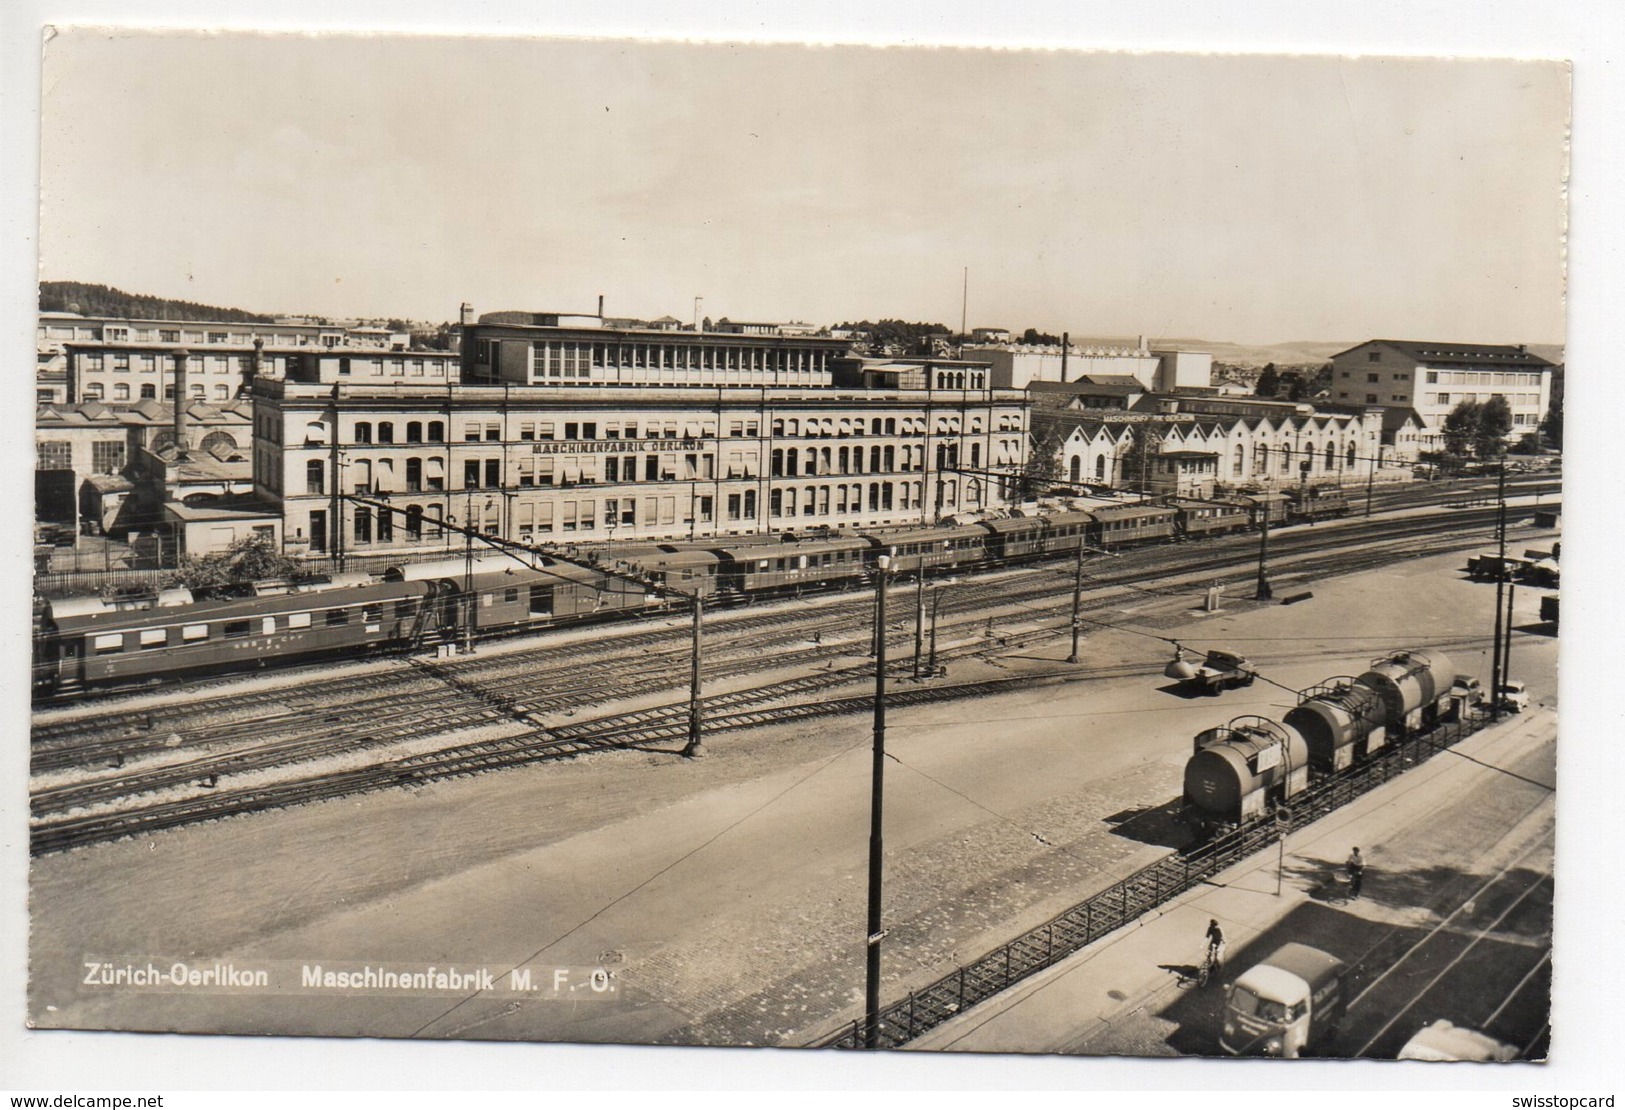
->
1204, 919, 1226, 980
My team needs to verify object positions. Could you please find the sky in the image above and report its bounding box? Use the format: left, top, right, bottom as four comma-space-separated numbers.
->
36, 31, 1569, 346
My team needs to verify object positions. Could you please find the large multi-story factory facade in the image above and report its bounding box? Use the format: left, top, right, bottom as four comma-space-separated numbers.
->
252, 317, 1030, 560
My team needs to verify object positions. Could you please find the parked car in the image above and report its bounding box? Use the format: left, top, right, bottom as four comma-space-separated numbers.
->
1497, 680, 1530, 713
1398, 1020, 1518, 1062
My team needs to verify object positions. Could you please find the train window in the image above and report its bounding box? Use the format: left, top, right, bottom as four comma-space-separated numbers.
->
224, 620, 252, 639
503, 588, 519, 604
287, 612, 312, 630
261, 618, 277, 636
139, 629, 168, 650
362, 605, 383, 623
93, 633, 124, 654
395, 599, 417, 619
326, 609, 349, 627
182, 624, 209, 642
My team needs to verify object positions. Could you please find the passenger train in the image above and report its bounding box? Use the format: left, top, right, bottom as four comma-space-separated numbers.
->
32, 491, 1346, 699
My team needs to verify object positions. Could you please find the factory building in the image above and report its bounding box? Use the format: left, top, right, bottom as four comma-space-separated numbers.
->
251, 316, 1029, 562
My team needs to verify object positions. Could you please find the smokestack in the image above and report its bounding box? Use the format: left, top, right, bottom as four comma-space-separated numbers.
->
459, 302, 473, 326
1061, 332, 1069, 382
1137, 334, 1146, 353
172, 349, 191, 457
248, 337, 264, 393
598, 293, 605, 319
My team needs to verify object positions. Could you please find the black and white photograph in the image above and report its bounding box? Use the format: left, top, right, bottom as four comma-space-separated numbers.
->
5, 2, 1621, 1099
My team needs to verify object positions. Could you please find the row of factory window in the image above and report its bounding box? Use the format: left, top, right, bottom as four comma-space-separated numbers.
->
272, 412, 998, 448
79, 353, 256, 373
60, 326, 348, 347
80, 382, 232, 402
527, 340, 833, 377
1425, 370, 1544, 387
37, 441, 126, 474
299, 445, 987, 496
324, 478, 967, 549
1425, 392, 1543, 409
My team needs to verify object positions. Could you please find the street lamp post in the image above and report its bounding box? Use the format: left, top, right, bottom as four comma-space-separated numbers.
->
864, 553, 892, 1048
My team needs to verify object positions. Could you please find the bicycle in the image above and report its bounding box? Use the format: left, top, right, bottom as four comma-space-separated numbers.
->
1197, 943, 1224, 987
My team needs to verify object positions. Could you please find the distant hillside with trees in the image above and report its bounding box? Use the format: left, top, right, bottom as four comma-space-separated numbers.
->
834, 319, 951, 356
40, 281, 276, 324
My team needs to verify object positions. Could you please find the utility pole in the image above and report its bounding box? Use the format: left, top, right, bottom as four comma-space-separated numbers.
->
1365, 451, 1377, 517
1068, 543, 1086, 664
864, 554, 893, 1049
928, 584, 945, 676
684, 596, 704, 757
461, 489, 476, 655
912, 575, 926, 679
1254, 502, 1273, 601
1490, 462, 1507, 720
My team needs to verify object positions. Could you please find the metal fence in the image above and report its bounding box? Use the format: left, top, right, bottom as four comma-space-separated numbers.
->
816, 711, 1486, 1049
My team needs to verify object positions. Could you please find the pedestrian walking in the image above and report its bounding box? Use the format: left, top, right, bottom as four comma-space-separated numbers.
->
1346, 847, 1364, 899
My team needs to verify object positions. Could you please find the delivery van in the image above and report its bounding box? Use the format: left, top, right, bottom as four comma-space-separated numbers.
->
1221, 943, 1348, 1057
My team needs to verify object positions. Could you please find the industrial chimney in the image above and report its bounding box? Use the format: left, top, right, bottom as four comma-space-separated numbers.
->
459, 302, 474, 326
171, 349, 191, 458
598, 293, 605, 319
1061, 332, 1069, 382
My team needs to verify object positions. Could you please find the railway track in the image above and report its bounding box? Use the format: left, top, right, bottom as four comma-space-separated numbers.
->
29, 502, 1551, 844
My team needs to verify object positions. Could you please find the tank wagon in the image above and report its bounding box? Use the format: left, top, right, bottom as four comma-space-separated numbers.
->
1184, 716, 1311, 828
1183, 650, 1467, 834
1284, 678, 1388, 774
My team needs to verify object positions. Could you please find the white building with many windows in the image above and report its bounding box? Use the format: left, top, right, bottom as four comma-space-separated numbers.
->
254, 325, 1030, 561
1328, 340, 1555, 452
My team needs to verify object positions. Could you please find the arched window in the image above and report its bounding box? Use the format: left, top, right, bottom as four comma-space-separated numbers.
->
1069, 456, 1082, 482
1346, 442, 1357, 468
306, 459, 325, 494
1325, 442, 1336, 469
200, 431, 238, 454
140, 384, 156, 399
406, 421, 423, 443
1095, 455, 1106, 481
1256, 443, 1269, 473
1234, 444, 1245, 477
354, 506, 372, 544
406, 457, 423, 492
377, 422, 395, 444
405, 505, 423, 539
377, 508, 393, 543
427, 421, 444, 442
1280, 445, 1293, 474
354, 422, 372, 444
